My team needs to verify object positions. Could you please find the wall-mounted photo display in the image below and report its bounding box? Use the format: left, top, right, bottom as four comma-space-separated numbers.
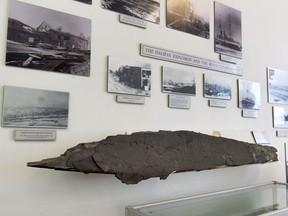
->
204, 74, 232, 100
273, 106, 288, 128
238, 80, 261, 110
166, 0, 210, 39
267, 67, 288, 105
108, 56, 152, 96
162, 66, 196, 95
2, 86, 69, 129
74, 0, 92, 4
101, 0, 160, 24
6, 0, 91, 77
214, 2, 242, 59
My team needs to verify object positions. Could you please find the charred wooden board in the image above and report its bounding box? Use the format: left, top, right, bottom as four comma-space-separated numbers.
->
27, 130, 278, 184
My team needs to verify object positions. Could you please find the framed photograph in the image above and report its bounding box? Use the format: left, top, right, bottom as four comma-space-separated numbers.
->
238, 80, 261, 110
267, 67, 288, 104
162, 66, 196, 96
2, 86, 69, 128
167, 0, 210, 39
204, 74, 232, 100
214, 2, 242, 59
101, 0, 160, 24
108, 56, 151, 96
74, 0, 92, 4
6, 0, 91, 76
251, 131, 269, 144
273, 106, 288, 128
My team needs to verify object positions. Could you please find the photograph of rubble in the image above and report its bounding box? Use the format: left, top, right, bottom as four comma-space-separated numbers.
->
102, 0, 160, 24
75, 0, 92, 4
162, 66, 196, 95
108, 56, 151, 97
204, 74, 232, 100
214, 2, 242, 59
267, 67, 288, 105
273, 106, 288, 128
167, 0, 210, 39
2, 86, 69, 129
6, 0, 92, 76
238, 80, 261, 110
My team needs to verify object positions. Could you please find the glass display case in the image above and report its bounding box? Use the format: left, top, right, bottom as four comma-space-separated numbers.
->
126, 181, 288, 216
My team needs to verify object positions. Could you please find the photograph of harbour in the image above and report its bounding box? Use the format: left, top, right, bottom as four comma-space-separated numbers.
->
273, 106, 288, 128
214, 2, 242, 59
238, 80, 261, 110
6, 0, 91, 76
167, 0, 210, 39
101, 0, 160, 24
162, 66, 196, 95
267, 67, 288, 105
108, 56, 151, 96
75, 0, 92, 4
204, 74, 232, 100
2, 86, 69, 128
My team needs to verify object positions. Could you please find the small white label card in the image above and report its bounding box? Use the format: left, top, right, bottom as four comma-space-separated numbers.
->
168, 95, 191, 109
242, 109, 258, 118
14, 130, 56, 141
220, 54, 237, 64
209, 99, 227, 108
119, 14, 147, 29
117, 95, 145, 105
276, 130, 288, 137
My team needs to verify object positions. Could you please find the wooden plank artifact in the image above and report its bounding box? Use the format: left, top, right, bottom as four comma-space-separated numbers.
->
27, 130, 278, 184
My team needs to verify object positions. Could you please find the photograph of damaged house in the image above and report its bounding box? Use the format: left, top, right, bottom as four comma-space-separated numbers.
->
6, 0, 92, 76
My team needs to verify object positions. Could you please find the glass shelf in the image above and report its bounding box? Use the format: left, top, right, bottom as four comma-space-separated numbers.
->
126, 181, 288, 216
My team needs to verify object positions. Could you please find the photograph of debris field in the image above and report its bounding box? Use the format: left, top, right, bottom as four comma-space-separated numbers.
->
6, 0, 92, 76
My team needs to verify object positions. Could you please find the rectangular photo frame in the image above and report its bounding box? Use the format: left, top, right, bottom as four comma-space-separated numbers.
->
2, 86, 69, 128
238, 80, 261, 110
204, 74, 232, 100
108, 56, 151, 97
162, 66, 196, 96
6, 0, 91, 76
273, 106, 288, 128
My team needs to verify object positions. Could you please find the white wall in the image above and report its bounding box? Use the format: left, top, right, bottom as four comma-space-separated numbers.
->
0, 0, 288, 215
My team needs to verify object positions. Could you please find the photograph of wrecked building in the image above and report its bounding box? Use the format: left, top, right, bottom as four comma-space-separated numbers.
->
102, 0, 160, 24
108, 56, 151, 96
214, 2, 242, 59
204, 74, 232, 100
6, 0, 91, 76
162, 66, 196, 95
273, 106, 288, 128
2, 86, 69, 128
238, 80, 261, 110
75, 0, 92, 4
167, 0, 210, 39
267, 67, 288, 105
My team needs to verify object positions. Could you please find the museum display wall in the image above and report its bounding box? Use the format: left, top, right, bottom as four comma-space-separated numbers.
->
1, 0, 288, 215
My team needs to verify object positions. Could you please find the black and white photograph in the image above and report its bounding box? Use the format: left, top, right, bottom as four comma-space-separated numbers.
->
267, 67, 288, 104
204, 74, 232, 100
108, 56, 151, 96
74, 0, 92, 4
102, 0, 160, 24
167, 0, 210, 39
6, 0, 91, 76
162, 66, 196, 95
214, 2, 242, 59
273, 106, 288, 128
238, 80, 261, 110
2, 86, 69, 128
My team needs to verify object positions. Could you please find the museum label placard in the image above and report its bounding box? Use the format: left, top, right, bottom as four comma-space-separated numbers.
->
119, 14, 147, 29
14, 130, 56, 141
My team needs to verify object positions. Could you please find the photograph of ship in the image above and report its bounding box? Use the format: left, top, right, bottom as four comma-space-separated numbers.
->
214, 2, 242, 59
204, 74, 232, 100
75, 0, 92, 4
6, 0, 91, 76
238, 80, 261, 110
101, 0, 160, 24
162, 66, 196, 95
108, 56, 151, 96
167, 0, 210, 39
273, 106, 288, 128
267, 67, 288, 105
2, 86, 69, 128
